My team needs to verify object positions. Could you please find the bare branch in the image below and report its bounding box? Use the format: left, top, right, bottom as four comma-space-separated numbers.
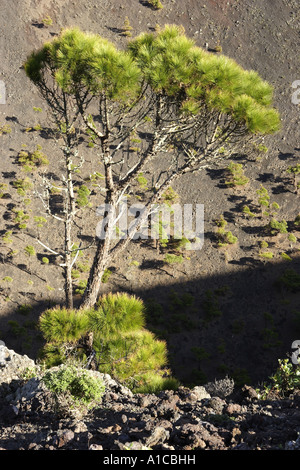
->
35, 238, 62, 257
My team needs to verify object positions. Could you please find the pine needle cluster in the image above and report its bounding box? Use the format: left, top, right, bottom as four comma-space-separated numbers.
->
25, 25, 280, 136
38, 292, 178, 393
128, 25, 280, 134
25, 27, 141, 102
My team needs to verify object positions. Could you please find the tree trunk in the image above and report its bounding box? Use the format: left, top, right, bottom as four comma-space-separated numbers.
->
80, 135, 117, 309
64, 251, 73, 309
64, 145, 76, 309
80, 176, 116, 309
80, 237, 110, 309
78, 331, 97, 370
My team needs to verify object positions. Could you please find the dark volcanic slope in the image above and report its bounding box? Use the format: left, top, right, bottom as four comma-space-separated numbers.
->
0, 0, 300, 388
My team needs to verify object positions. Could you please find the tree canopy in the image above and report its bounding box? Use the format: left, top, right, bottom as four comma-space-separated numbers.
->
25, 27, 141, 100
25, 25, 280, 135
128, 25, 279, 133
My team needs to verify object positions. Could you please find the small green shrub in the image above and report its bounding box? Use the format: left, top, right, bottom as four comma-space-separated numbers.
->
76, 185, 91, 208
287, 163, 300, 192
215, 215, 227, 229
75, 280, 87, 295
42, 364, 105, 411
222, 231, 238, 245
256, 185, 270, 211
0, 182, 8, 198
164, 253, 184, 264
258, 359, 300, 398
8, 320, 26, 337
7, 250, 18, 258
252, 143, 268, 155
259, 251, 273, 259
76, 261, 90, 272
145, 299, 164, 323
130, 259, 140, 267
168, 291, 194, 310
71, 269, 80, 279
281, 252, 292, 262
148, 0, 163, 10
13, 177, 33, 196
101, 268, 112, 283
0, 124, 11, 135
168, 236, 191, 252
34, 216, 47, 227
271, 202, 280, 211
191, 346, 211, 361
86, 171, 104, 184
203, 290, 222, 322
136, 172, 148, 190
12, 209, 30, 228
18, 147, 49, 171
215, 218, 238, 247
71, 244, 83, 258
25, 245, 36, 257
160, 186, 179, 206
287, 163, 300, 176
214, 40, 222, 53
267, 218, 288, 235
21, 366, 38, 382
242, 205, 256, 217
225, 161, 249, 187
42, 15, 53, 26
288, 233, 297, 243
278, 268, 300, 292
2, 231, 13, 244
122, 16, 133, 37
18, 304, 33, 315
262, 326, 282, 350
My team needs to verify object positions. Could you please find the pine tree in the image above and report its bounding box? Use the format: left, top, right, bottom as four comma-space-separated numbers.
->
24, 26, 280, 309
38, 293, 178, 393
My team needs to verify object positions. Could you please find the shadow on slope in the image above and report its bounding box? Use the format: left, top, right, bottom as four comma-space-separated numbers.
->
0, 256, 299, 389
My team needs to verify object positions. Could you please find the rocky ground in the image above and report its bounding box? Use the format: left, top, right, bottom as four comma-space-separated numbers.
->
0, 0, 300, 391
1, 345, 300, 452
1, 0, 300, 453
